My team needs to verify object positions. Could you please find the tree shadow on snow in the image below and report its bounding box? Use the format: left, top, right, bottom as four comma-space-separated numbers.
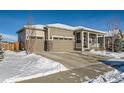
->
99, 60, 124, 73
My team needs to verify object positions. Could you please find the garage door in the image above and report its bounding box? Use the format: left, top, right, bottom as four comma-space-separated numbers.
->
30, 36, 44, 53
52, 37, 74, 52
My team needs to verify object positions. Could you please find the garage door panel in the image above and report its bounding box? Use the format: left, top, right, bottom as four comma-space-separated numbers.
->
52, 39, 74, 52
30, 37, 44, 53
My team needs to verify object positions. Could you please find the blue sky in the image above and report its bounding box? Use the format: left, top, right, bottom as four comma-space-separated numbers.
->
0, 10, 124, 41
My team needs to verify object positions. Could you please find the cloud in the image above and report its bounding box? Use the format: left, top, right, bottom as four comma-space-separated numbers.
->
1, 33, 17, 42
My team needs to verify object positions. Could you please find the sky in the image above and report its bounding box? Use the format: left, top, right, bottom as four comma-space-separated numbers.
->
0, 10, 124, 41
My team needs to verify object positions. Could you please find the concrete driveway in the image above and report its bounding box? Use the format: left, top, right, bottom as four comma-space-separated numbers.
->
38, 51, 109, 69
18, 51, 113, 83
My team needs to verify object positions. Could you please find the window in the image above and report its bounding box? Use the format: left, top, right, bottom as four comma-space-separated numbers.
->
64, 38, 68, 40
53, 36, 73, 40
59, 38, 63, 40
54, 37, 59, 40
30, 36, 36, 39
68, 38, 72, 40
76, 32, 81, 43
37, 37, 43, 39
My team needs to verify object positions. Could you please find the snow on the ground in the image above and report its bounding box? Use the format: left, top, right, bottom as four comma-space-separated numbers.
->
89, 69, 124, 83
0, 50, 67, 83
88, 50, 124, 83
83, 57, 124, 83
90, 49, 124, 58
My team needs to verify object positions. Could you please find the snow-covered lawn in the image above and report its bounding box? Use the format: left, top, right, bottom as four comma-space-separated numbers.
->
1, 50, 124, 83
0, 51, 67, 83
89, 50, 124, 83
90, 49, 124, 58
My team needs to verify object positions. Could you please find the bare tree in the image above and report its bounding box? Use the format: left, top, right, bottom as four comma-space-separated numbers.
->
107, 17, 120, 52
26, 13, 37, 54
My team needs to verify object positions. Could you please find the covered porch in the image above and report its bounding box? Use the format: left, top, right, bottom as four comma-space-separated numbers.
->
74, 30, 106, 52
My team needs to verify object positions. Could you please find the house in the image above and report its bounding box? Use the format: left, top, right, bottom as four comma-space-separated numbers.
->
17, 23, 106, 53
105, 29, 124, 52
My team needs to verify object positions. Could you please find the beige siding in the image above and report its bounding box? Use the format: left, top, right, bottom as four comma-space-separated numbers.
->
26, 37, 44, 53
48, 27, 74, 38
25, 29, 45, 37
18, 25, 106, 53
47, 27, 74, 52
18, 28, 45, 52
52, 39, 74, 52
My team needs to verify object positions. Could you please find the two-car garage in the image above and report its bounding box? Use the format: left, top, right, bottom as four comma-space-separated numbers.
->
51, 36, 74, 52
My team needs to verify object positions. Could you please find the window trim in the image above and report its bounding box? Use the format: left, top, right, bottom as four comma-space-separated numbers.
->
52, 35, 74, 40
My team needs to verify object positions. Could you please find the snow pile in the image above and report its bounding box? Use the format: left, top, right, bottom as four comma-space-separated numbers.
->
0, 51, 67, 83
90, 50, 124, 58
86, 58, 124, 83
89, 50, 124, 82
4, 50, 27, 56
89, 69, 124, 83
90, 70, 122, 83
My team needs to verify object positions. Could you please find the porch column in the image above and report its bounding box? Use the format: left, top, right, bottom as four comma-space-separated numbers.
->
103, 35, 105, 49
96, 33, 98, 48
87, 32, 90, 49
81, 31, 84, 53
48, 30, 50, 40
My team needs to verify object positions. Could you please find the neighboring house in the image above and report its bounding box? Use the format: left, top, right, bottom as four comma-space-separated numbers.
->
17, 23, 106, 53
105, 29, 124, 52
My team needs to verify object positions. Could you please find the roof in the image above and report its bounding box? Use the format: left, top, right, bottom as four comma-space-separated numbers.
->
24, 24, 45, 30
17, 24, 45, 33
47, 23, 80, 30
79, 26, 106, 33
17, 23, 106, 34
47, 23, 106, 33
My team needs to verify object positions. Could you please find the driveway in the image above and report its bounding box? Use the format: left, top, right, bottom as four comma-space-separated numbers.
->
37, 51, 109, 69
19, 51, 113, 83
